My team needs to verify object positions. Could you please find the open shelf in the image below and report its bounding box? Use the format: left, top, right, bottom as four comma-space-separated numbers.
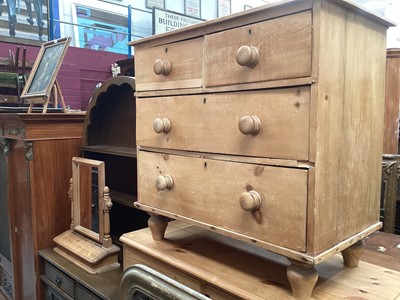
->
80, 76, 149, 253
109, 189, 136, 208
81, 145, 137, 158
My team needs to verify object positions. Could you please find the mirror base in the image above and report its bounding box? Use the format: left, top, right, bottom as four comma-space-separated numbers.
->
53, 230, 120, 274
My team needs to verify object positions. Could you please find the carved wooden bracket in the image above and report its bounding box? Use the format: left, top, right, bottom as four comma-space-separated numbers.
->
0, 138, 10, 156
24, 141, 33, 161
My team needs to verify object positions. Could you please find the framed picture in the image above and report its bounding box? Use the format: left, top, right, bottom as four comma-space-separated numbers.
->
146, 0, 165, 9
185, 0, 201, 18
217, 0, 231, 17
21, 37, 71, 100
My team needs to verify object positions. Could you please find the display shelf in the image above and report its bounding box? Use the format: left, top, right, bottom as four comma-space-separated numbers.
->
81, 145, 137, 158
110, 189, 136, 208
81, 76, 148, 255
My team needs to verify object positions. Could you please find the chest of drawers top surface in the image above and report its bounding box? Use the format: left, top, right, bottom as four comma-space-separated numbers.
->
132, 0, 392, 264
131, 0, 393, 95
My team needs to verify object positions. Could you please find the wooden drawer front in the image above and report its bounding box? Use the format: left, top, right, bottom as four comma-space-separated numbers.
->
44, 262, 75, 297
135, 38, 203, 92
204, 11, 312, 87
137, 87, 309, 160
124, 246, 202, 293
138, 151, 307, 251
45, 285, 68, 300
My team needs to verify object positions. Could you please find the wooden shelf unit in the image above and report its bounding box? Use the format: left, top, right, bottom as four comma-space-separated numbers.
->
81, 76, 148, 248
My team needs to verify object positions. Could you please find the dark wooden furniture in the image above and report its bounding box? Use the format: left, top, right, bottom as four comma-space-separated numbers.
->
381, 154, 400, 233
0, 46, 28, 105
81, 76, 148, 250
384, 48, 400, 154
0, 112, 85, 300
115, 58, 134, 77
121, 221, 400, 300
39, 249, 121, 300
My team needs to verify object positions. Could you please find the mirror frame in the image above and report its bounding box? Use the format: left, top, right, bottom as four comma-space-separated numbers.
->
71, 157, 105, 244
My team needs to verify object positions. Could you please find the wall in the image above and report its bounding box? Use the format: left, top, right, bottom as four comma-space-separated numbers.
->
0, 41, 128, 110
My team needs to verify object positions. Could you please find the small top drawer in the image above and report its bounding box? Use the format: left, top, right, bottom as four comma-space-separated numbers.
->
204, 11, 312, 88
135, 38, 203, 92
44, 262, 75, 297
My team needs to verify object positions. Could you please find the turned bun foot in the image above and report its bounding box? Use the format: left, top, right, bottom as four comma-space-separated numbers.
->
341, 239, 365, 268
287, 259, 318, 300
148, 213, 169, 240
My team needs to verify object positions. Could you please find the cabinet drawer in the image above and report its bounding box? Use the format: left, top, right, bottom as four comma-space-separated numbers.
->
135, 38, 203, 92
44, 262, 75, 297
45, 285, 68, 300
137, 151, 308, 251
137, 87, 310, 160
77, 284, 99, 300
204, 11, 312, 87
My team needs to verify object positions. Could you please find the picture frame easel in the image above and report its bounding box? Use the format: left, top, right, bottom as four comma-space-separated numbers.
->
20, 37, 71, 113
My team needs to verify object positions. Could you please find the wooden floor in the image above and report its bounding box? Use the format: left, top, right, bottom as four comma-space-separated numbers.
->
122, 221, 400, 300
362, 230, 400, 272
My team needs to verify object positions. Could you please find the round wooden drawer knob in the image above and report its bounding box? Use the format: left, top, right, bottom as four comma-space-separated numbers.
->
239, 191, 262, 211
238, 115, 261, 135
156, 175, 174, 191
153, 59, 171, 76
153, 118, 171, 134
236, 45, 259, 68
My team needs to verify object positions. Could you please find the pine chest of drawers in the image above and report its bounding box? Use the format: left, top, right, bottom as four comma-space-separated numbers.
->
130, 1, 393, 299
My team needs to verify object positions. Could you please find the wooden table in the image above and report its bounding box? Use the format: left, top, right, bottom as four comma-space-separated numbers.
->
34, 225, 400, 300
121, 221, 400, 300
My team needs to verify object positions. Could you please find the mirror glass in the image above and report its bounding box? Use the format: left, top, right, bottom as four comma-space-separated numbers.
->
72, 157, 105, 244
78, 163, 99, 233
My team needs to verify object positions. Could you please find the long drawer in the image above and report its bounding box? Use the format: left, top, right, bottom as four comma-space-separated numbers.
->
136, 86, 310, 161
137, 151, 308, 251
204, 11, 312, 87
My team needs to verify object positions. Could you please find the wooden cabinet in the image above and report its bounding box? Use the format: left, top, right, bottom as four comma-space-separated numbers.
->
0, 113, 84, 300
39, 249, 120, 300
81, 76, 148, 248
130, 1, 393, 299
384, 49, 400, 154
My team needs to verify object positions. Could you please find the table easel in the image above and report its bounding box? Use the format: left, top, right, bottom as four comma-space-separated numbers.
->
27, 80, 68, 113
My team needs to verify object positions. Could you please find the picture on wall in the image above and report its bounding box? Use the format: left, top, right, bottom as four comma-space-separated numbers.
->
217, 0, 231, 17
0, 0, 49, 41
185, 0, 201, 18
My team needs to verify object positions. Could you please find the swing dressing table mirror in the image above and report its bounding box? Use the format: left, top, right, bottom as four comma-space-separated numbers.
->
53, 157, 120, 274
